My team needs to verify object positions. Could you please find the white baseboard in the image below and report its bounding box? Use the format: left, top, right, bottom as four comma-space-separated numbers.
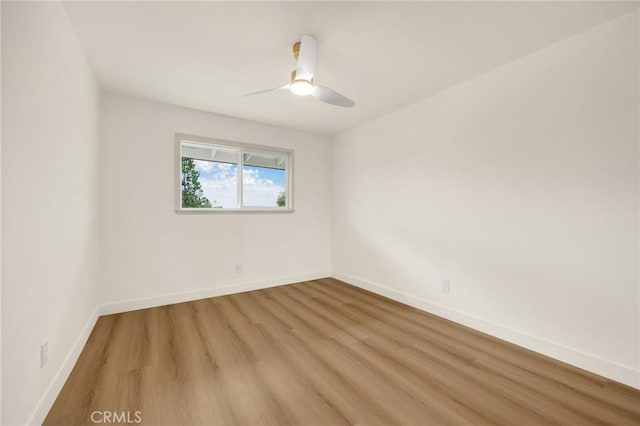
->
25, 306, 100, 426
331, 271, 640, 389
99, 272, 330, 316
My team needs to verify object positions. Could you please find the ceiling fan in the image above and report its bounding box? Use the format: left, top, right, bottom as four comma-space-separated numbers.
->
243, 35, 355, 108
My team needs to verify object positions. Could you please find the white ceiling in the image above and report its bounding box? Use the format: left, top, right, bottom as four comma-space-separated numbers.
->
63, 1, 638, 135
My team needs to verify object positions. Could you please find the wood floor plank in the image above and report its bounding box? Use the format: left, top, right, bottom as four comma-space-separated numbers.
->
44, 279, 640, 425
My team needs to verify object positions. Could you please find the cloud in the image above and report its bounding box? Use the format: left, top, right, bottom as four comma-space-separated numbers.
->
242, 167, 273, 185
198, 163, 237, 208
194, 160, 214, 173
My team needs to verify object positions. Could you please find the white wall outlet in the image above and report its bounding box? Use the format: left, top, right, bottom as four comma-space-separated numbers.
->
41, 340, 48, 368
441, 280, 450, 293
235, 264, 242, 274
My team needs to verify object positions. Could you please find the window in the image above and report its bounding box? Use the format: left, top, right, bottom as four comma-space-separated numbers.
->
177, 135, 293, 211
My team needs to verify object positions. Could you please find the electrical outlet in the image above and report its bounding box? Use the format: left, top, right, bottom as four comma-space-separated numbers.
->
41, 340, 48, 368
441, 280, 450, 293
235, 264, 242, 274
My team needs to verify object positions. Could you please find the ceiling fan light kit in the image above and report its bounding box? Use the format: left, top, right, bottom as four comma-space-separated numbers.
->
289, 69, 314, 96
243, 35, 355, 107
290, 79, 314, 96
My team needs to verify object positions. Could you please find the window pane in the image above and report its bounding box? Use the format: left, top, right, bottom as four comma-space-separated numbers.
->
242, 152, 287, 207
179, 139, 292, 211
181, 144, 238, 208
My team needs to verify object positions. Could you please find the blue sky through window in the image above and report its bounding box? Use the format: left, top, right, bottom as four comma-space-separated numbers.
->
192, 159, 285, 208
243, 165, 286, 207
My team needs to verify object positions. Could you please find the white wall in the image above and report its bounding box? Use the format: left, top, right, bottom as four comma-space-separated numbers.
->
99, 93, 332, 310
333, 10, 640, 388
0, 3, 3, 422
1, 2, 101, 424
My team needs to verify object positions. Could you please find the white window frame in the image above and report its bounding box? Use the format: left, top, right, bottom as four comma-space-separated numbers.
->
176, 133, 294, 213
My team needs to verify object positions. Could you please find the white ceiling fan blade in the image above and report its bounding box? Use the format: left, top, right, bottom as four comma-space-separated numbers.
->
312, 85, 355, 108
242, 84, 289, 97
296, 35, 317, 81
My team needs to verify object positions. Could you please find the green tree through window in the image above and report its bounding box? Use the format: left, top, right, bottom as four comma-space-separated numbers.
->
277, 191, 286, 207
181, 158, 212, 208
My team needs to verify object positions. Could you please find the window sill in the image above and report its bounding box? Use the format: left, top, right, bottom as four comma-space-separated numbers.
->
176, 208, 294, 214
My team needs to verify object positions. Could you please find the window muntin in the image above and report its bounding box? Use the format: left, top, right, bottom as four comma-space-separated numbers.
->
178, 136, 292, 211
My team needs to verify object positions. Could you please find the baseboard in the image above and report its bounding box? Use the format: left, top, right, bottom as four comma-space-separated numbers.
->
331, 271, 640, 389
25, 306, 100, 426
99, 272, 330, 316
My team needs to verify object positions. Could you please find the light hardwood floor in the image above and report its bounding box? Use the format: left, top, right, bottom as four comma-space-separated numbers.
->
45, 278, 640, 425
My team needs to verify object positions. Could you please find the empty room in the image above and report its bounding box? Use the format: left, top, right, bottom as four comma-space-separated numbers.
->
1, 1, 639, 425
